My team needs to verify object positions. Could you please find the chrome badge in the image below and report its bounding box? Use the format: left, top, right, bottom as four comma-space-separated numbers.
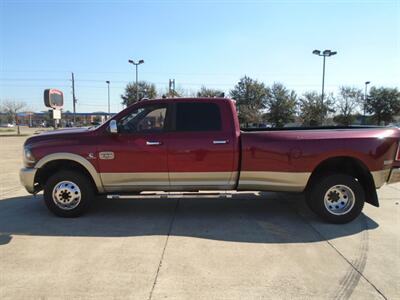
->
99, 152, 115, 160
86, 152, 96, 160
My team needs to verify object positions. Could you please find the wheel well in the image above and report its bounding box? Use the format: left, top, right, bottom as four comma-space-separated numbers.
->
34, 160, 98, 193
306, 156, 379, 207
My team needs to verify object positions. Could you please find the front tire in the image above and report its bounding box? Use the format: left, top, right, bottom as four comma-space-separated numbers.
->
44, 170, 94, 217
307, 173, 365, 224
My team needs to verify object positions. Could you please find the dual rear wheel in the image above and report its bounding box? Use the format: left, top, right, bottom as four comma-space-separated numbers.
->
306, 173, 365, 224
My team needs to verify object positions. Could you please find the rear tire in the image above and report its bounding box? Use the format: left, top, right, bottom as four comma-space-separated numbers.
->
307, 173, 365, 224
44, 170, 94, 217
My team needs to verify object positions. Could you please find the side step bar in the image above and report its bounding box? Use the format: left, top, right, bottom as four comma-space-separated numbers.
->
106, 192, 233, 200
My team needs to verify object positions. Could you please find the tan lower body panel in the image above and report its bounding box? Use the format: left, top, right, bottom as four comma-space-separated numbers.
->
237, 171, 311, 192
101, 172, 169, 192
101, 172, 237, 192
101, 169, 390, 193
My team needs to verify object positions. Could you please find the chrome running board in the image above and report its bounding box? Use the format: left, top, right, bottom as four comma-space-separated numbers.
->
106, 191, 233, 200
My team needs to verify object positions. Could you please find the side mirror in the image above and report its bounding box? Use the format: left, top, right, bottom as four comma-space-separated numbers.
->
109, 120, 118, 133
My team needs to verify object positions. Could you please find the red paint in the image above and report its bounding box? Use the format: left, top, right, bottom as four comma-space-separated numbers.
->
240, 128, 400, 172
25, 98, 400, 179
97, 132, 169, 173
166, 99, 236, 174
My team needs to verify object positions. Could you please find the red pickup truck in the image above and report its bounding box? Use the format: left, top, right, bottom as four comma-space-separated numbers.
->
20, 98, 400, 223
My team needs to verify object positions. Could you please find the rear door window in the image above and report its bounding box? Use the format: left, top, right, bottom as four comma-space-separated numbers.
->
175, 102, 222, 132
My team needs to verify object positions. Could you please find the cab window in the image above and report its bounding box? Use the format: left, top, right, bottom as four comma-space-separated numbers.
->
118, 105, 167, 133
175, 102, 221, 131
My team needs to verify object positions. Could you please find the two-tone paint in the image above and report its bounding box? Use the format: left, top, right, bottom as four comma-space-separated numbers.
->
239, 127, 399, 191
20, 98, 400, 204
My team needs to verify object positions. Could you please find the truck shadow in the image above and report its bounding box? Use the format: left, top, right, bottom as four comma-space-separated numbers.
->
0, 192, 378, 246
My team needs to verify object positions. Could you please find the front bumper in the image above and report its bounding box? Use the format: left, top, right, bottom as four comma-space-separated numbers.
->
19, 168, 37, 194
388, 168, 400, 184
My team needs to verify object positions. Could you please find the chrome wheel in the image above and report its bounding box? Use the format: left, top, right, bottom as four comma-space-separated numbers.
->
324, 184, 355, 215
52, 181, 82, 210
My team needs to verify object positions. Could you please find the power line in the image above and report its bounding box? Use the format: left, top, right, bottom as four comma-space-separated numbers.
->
0, 82, 341, 88
1, 69, 324, 76
0, 78, 131, 83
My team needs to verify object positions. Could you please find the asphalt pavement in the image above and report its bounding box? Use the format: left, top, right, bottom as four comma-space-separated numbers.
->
0, 132, 399, 299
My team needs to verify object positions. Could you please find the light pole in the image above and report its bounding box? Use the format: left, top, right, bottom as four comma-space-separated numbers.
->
312, 49, 337, 105
128, 59, 144, 101
363, 81, 371, 124
106, 80, 110, 118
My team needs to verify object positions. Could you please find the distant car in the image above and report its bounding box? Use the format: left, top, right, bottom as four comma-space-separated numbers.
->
7, 123, 15, 128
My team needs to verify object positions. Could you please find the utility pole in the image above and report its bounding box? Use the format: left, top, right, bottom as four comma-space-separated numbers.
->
169, 79, 175, 97
312, 49, 337, 105
71, 72, 77, 123
128, 59, 144, 101
106, 81, 110, 118
363, 81, 371, 124
312, 49, 337, 124
321, 55, 326, 102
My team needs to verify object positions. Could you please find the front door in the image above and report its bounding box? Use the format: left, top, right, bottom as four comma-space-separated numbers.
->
167, 101, 236, 190
97, 103, 170, 192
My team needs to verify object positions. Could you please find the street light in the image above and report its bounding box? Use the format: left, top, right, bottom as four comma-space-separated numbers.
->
128, 59, 145, 101
106, 80, 110, 118
363, 81, 371, 124
312, 49, 337, 105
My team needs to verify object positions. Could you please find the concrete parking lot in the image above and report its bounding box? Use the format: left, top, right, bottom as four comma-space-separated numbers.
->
0, 132, 399, 299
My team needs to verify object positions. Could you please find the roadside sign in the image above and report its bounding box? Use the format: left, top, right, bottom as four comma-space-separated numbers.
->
52, 109, 61, 120
44, 89, 64, 108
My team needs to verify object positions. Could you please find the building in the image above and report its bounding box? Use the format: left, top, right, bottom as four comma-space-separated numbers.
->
1, 111, 113, 127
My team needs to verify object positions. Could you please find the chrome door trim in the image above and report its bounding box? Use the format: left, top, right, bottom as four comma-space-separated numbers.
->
146, 141, 162, 146
212, 140, 229, 144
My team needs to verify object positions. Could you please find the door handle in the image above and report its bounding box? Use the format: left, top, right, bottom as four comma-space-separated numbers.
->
146, 141, 162, 146
213, 140, 229, 145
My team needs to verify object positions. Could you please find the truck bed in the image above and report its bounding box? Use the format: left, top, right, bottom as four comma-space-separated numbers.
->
241, 125, 385, 132
237, 126, 400, 192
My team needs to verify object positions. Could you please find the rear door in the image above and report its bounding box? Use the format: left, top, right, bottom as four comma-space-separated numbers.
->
167, 101, 236, 190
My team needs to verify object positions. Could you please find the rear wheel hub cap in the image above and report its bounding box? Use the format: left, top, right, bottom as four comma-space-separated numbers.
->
324, 184, 355, 215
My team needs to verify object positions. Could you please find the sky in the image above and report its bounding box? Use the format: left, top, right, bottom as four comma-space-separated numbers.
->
0, 0, 399, 113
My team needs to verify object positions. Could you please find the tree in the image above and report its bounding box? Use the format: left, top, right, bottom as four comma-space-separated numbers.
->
264, 83, 297, 127
229, 76, 268, 126
167, 89, 181, 98
177, 86, 196, 97
197, 86, 224, 98
365, 87, 400, 125
158, 88, 183, 98
159, 86, 195, 98
121, 81, 157, 106
299, 92, 334, 126
333, 86, 363, 126
0, 100, 27, 134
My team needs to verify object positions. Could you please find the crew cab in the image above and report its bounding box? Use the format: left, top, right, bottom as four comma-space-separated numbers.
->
20, 98, 400, 223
